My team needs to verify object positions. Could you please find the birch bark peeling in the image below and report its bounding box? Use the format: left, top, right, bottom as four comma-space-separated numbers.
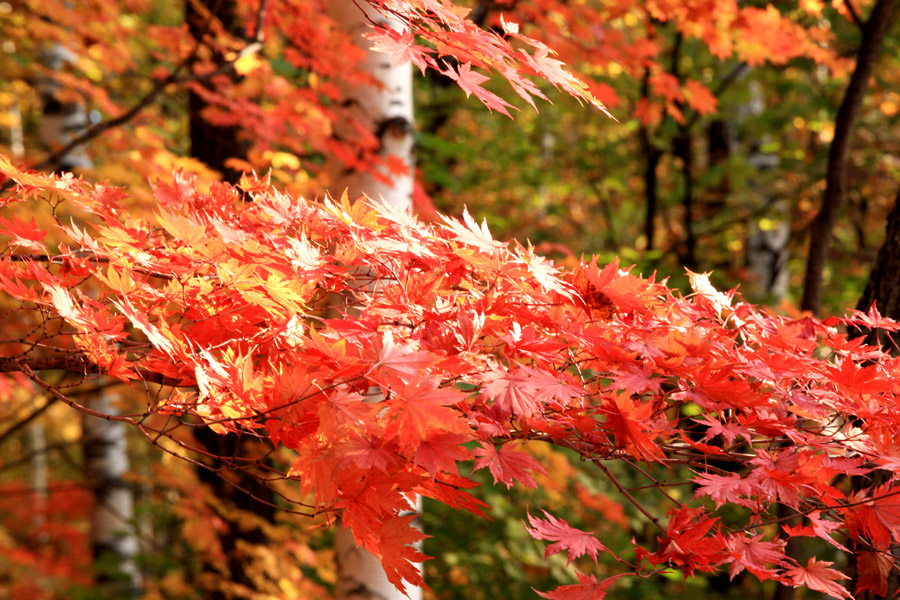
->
327, 2, 419, 599
327, 0, 415, 210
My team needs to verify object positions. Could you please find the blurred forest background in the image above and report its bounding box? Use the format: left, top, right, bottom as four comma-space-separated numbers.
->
0, 0, 898, 598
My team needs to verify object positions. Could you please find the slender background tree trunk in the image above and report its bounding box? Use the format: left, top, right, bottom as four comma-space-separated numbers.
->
800, 0, 897, 315
81, 393, 142, 596
853, 186, 900, 347
741, 81, 790, 303
186, 0, 249, 184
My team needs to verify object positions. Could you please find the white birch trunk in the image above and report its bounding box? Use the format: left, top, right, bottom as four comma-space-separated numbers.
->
27, 411, 48, 533
81, 393, 142, 594
36, 44, 92, 171
6, 96, 25, 159
327, 0, 415, 210
741, 81, 789, 302
327, 2, 419, 599
37, 40, 142, 595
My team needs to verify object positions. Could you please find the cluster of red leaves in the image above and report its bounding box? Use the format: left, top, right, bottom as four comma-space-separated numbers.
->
366, 0, 610, 117
0, 482, 92, 598
2, 156, 900, 597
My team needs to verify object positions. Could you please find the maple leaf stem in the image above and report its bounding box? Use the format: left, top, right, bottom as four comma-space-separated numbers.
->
596, 461, 665, 532
622, 457, 685, 509
23, 365, 139, 425
8, 252, 177, 280
0, 353, 185, 387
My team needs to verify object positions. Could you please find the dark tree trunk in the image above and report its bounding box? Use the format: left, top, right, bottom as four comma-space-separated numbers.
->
800, 0, 898, 315
192, 428, 278, 600
185, 5, 275, 598
674, 126, 696, 270
852, 187, 900, 348
639, 70, 663, 253
186, 0, 249, 184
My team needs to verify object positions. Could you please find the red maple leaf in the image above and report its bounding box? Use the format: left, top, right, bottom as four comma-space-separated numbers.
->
383, 379, 467, 451
602, 393, 666, 463
414, 432, 472, 476
535, 573, 629, 600
683, 79, 718, 115
472, 442, 546, 489
442, 62, 514, 116
846, 483, 900, 549
650, 507, 727, 577
524, 510, 608, 564
723, 533, 786, 580
783, 557, 852, 600
856, 550, 892, 597
365, 330, 433, 385
377, 515, 430, 591
0, 215, 47, 251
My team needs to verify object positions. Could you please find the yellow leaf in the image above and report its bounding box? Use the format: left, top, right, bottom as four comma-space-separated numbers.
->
234, 52, 262, 75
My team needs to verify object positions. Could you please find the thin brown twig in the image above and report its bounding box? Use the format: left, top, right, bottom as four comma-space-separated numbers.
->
0, 396, 57, 447
596, 461, 665, 532
845, 0, 865, 29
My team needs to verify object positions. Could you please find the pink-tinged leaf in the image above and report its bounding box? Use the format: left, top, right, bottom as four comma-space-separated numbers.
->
783, 557, 852, 600
808, 512, 850, 552
694, 414, 754, 445
723, 533, 786, 580
839, 302, 900, 331
607, 364, 662, 396
524, 510, 608, 564
442, 62, 514, 116
480, 365, 580, 417
782, 513, 849, 553
692, 472, 755, 509
472, 442, 546, 489
535, 573, 629, 600
367, 27, 436, 73
366, 330, 433, 385
480, 369, 542, 417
